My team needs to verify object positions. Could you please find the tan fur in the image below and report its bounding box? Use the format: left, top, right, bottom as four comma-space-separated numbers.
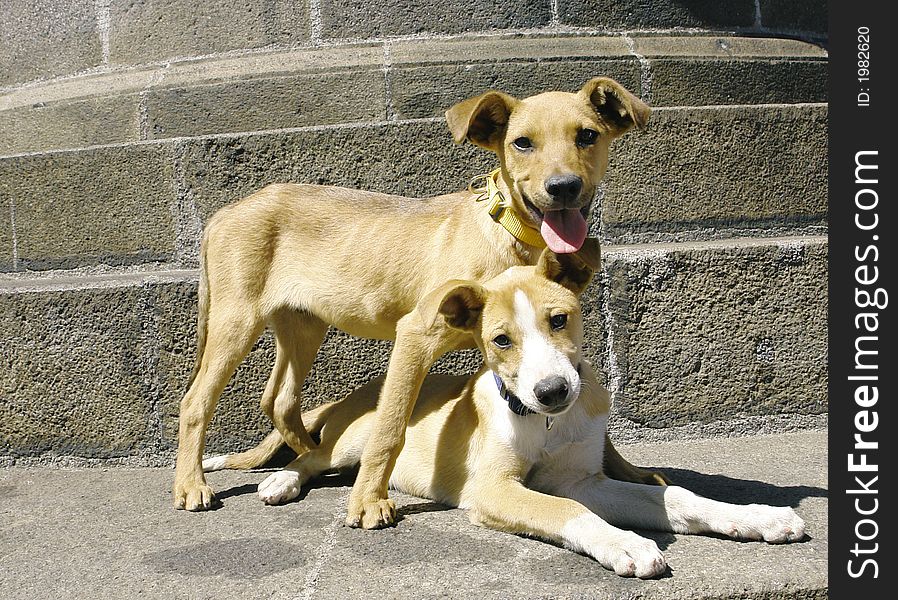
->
174, 78, 666, 514
214, 256, 804, 579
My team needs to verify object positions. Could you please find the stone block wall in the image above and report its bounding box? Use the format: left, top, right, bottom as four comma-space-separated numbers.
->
0, 1, 828, 462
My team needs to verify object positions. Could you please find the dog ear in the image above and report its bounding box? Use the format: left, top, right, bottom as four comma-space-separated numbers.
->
579, 77, 650, 135
536, 238, 600, 295
418, 280, 488, 331
445, 91, 518, 150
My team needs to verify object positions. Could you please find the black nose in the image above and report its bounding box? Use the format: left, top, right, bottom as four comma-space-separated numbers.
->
534, 376, 569, 407
544, 175, 583, 203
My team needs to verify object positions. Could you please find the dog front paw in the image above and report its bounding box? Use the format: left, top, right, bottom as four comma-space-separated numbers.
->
173, 481, 218, 512
345, 497, 397, 529
258, 470, 303, 505
593, 532, 667, 578
728, 505, 806, 543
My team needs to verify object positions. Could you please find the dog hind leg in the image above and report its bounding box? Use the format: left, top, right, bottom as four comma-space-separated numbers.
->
258, 401, 368, 505
562, 476, 805, 543
261, 309, 329, 459
257, 448, 335, 505
173, 305, 265, 511
202, 429, 283, 472
603, 437, 671, 486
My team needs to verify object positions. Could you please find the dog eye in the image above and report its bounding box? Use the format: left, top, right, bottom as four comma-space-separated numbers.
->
549, 314, 568, 330
512, 137, 533, 151
576, 129, 598, 147
493, 334, 512, 349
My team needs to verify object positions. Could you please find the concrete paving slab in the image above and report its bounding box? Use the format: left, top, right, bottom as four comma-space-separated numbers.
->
0, 431, 827, 599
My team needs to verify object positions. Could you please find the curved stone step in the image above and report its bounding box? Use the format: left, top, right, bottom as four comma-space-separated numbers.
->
0, 102, 825, 273
0, 237, 826, 459
1, 0, 827, 89
1, 35, 826, 155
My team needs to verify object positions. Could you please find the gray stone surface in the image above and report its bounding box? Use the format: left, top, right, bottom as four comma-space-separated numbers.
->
558, 0, 756, 29
0, 100, 825, 272
0, 0, 101, 87
0, 44, 387, 154
0, 94, 141, 155
605, 239, 827, 428
181, 103, 826, 253
580, 275, 611, 383
0, 99, 826, 268
0, 286, 156, 458
389, 35, 634, 65
649, 59, 827, 106
0, 35, 828, 154
390, 59, 641, 120
601, 104, 827, 240
630, 36, 826, 59
760, 0, 828, 34
0, 207, 11, 271
0, 143, 176, 271
180, 120, 490, 227
320, 0, 551, 39
0, 234, 826, 460
0, 431, 828, 598
145, 68, 387, 138
108, 0, 310, 65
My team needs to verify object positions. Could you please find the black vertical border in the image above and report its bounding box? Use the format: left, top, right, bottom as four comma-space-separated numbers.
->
828, 2, 895, 597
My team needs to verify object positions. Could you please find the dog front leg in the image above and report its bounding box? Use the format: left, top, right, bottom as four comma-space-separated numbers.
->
563, 477, 806, 543
469, 479, 666, 578
346, 312, 464, 529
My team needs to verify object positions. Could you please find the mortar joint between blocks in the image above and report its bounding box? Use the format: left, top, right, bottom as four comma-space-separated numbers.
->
622, 33, 652, 104
137, 65, 168, 142
8, 197, 18, 271
383, 43, 396, 121
171, 140, 202, 267
600, 270, 624, 407
310, 0, 323, 44
95, 0, 111, 66
295, 491, 349, 600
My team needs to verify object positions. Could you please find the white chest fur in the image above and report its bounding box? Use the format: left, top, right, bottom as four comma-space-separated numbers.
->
483, 375, 608, 489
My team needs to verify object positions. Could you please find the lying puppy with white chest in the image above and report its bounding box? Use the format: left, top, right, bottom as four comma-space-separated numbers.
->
205, 245, 806, 578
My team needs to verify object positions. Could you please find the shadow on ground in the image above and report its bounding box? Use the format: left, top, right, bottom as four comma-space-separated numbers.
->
650, 467, 827, 507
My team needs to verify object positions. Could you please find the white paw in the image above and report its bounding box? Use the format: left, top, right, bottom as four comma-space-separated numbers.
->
258, 470, 302, 505
594, 532, 667, 578
731, 505, 806, 543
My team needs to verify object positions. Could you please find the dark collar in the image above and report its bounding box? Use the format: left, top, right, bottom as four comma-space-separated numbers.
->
492, 371, 535, 416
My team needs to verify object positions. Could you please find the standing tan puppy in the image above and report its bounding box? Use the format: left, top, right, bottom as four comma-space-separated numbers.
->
173, 78, 664, 514
206, 250, 805, 579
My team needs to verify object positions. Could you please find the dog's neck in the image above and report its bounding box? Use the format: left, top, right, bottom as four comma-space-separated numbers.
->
492, 371, 560, 430
492, 371, 535, 416
470, 169, 546, 251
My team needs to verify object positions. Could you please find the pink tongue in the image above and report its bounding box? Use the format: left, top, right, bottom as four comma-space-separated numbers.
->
540, 209, 588, 254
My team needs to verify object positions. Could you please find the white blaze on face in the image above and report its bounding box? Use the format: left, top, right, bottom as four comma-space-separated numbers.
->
512, 289, 580, 412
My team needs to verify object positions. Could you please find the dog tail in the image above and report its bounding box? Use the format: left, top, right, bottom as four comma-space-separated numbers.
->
201, 402, 338, 472
202, 429, 283, 472
185, 230, 211, 392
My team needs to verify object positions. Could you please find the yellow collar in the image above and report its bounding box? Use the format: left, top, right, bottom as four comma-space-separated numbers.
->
469, 169, 547, 249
